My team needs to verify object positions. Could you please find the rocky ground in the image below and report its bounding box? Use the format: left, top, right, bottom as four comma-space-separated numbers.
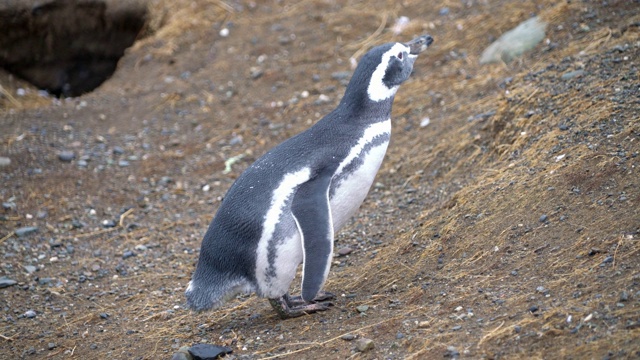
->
0, 0, 638, 359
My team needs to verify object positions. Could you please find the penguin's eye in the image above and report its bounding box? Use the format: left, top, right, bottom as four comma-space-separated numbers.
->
397, 52, 403, 60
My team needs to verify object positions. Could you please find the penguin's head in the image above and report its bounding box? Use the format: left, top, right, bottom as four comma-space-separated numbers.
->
346, 34, 433, 104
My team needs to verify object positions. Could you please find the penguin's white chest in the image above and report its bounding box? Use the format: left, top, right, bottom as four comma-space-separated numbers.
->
330, 120, 391, 231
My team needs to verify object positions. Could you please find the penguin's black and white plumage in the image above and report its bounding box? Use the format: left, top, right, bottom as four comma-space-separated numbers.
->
186, 34, 433, 319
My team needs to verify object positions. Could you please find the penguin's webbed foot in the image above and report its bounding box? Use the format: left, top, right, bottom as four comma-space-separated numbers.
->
268, 292, 335, 319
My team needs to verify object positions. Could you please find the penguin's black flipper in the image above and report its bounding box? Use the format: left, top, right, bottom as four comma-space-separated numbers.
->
291, 171, 334, 302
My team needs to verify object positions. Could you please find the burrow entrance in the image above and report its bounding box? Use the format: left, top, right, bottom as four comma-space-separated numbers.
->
0, 0, 147, 98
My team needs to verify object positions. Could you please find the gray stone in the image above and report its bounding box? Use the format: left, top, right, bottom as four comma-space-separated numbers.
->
15, 226, 38, 237
337, 246, 353, 256
188, 343, 232, 360
0, 277, 17, 288
561, 70, 585, 80
480, 16, 547, 64
0, 156, 10, 167
58, 150, 75, 162
355, 338, 374, 352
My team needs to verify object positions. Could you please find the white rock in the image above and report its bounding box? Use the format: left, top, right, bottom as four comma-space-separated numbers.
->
480, 16, 547, 64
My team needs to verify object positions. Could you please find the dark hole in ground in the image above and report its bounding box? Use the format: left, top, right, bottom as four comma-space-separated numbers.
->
0, 0, 147, 97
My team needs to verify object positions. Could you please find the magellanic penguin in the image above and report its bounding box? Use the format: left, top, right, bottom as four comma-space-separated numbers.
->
186, 34, 433, 319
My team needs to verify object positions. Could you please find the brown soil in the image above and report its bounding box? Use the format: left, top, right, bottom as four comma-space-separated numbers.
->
1, 0, 638, 359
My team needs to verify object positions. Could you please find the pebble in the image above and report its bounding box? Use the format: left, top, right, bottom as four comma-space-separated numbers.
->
58, 150, 75, 162
539, 214, 548, 223
172, 346, 193, 360
417, 321, 430, 328
356, 305, 369, 313
102, 220, 117, 228
48, 342, 56, 350
0, 156, 10, 167
341, 334, 356, 341
355, 338, 374, 352
188, 343, 232, 360
118, 160, 130, 167
619, 291, 629, 302
2, 201, 15, 210
514, 325, 522, 333
112, 146, 125, 155
0, 277, 17, 288
23, 265, 37, 274
396, 332, 404, 339
561, 70, 585, 80
480, 16, 547, 64
337, 246, 353, 256
331, 71, 351, 80
444, 346, 460, 358
451, 325, 462, 331
15, 226, 38, 237
24, 310, 37, 318
122, 250, 136, 259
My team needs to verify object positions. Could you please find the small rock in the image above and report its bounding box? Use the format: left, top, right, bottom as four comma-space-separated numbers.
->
337, 246, 353, 256
172, 346, 193, 360
188, 343, 232, 360
0, 277, 17, 288
539, 214, 548, 223
355, 338, 374, 352
529, 305, 539, 313
99, 313, 109, 319
15, 226, 38, 237
112, 146, 125, 155
118, 160, 130, 167
602, 255, 614, 264
315, 94, 331, 105
451, 325, 462, 331
511, 270, 518, 276
356, 305, 369, 313
444, 345, 460, 358
514, 325, 522, 333
396, 332, 404, 339
417, 321, 430, 328
23, 265, 37, 274
0, 156, 11, 167
102, 220, 117, 228
561, 70, 585, 80
341, 334, 356, 341
24, 310, 37, 318
48, 342, 56, 350
480, 16, 547, 64
331, 71, 351, 80
38, 277, 53, 285
122, 250, 136, 259
439, 7, 450, 16
219, 28, 229, 37
619, 291, 629, 302
536, 286, 546, 293
2, 202, 15, 210
58, 150, 75, 162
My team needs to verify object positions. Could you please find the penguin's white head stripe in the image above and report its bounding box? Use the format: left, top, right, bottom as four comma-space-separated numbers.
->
367, 43, 412, 102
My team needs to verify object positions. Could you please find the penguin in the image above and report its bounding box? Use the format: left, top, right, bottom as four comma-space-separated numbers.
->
186, 34, 433, 319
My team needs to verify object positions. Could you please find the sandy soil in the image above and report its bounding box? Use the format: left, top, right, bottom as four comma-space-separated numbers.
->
1, 0, 638, 359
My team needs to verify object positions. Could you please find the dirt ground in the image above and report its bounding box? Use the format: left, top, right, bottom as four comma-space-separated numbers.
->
1, 0, 639, 359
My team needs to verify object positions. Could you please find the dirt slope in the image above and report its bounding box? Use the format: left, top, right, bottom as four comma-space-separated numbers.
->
1, 0, 638, 359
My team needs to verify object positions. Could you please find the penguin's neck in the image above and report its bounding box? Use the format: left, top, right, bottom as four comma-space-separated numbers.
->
335, 89, 395, 125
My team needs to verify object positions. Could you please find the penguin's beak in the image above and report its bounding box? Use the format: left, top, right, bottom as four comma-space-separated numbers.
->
405, 35, 434, 55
